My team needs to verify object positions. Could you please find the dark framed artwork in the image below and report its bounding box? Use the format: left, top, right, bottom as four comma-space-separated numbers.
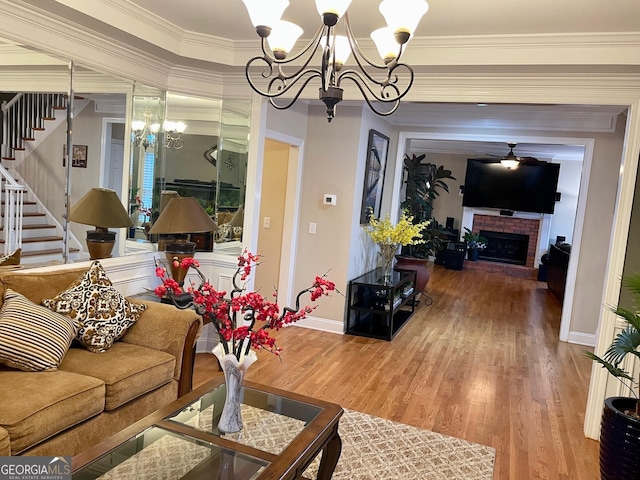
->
63, 144, 88, 168
360, 129, 389, 224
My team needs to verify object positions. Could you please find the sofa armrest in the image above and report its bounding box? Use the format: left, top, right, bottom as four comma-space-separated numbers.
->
122, 301, 202, 396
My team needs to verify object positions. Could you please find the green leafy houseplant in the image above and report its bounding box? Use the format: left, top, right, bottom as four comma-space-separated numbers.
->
400, 153, 456, 258
463, 227, 488, 250
585, 273, 640, 417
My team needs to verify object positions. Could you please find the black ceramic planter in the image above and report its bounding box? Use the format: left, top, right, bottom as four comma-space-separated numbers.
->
600, 397, 640, 480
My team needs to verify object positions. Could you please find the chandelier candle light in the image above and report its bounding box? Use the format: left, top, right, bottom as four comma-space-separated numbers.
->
241, 0, 429, 122
366, 211, 429, 283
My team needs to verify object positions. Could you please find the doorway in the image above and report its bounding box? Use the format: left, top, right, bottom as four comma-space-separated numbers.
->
254, 136, 303, 307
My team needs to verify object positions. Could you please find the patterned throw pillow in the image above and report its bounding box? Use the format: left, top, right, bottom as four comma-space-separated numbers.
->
42, 261, 147, 353
0, 289, 79, 371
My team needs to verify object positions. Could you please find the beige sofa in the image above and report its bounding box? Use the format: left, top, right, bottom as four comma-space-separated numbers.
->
0, 265, 202, 457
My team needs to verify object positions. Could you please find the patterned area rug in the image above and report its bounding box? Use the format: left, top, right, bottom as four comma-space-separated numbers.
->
94, 406, 494, 479
304, 409, 495, 480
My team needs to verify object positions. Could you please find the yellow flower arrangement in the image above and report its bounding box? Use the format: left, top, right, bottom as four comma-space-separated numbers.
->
366, 211, 429, 246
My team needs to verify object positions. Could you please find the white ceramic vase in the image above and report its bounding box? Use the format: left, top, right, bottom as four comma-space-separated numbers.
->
212, 342, 258, 433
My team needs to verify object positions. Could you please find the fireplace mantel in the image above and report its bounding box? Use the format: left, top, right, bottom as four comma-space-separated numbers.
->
461, 207, 552, 269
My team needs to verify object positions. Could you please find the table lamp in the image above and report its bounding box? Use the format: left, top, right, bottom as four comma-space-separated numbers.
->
147, 197, 218, 286
69, 188, 133, 259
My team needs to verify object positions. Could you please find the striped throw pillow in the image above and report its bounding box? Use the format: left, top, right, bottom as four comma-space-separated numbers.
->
0, 289, 79, 371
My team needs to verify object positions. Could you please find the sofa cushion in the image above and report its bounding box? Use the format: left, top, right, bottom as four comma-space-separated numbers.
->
0, 289, 79, 372
0, 366, 105, 454
42, 261, 147, 353
59, 342, 176, 410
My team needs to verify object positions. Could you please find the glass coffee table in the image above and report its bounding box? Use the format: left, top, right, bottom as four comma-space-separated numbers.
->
72, 377, 343, 480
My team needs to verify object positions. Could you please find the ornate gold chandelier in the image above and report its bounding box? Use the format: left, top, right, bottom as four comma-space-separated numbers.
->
242, 0, 429, 122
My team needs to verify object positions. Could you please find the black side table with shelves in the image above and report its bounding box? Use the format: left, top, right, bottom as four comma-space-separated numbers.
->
346, 268, 417, 341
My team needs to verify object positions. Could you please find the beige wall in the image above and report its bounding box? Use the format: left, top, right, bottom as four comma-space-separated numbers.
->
291, 105, 365, 322
254, 139, 288, 295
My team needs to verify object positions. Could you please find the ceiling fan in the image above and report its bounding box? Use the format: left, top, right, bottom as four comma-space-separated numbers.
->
489, 143, 541, 169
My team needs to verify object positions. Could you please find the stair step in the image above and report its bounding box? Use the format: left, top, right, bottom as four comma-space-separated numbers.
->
0, 224, 56, 231
0, 201, 37, 205
0, 235, 62, 244
1, 158, 15, 161
32, 127, 45, 131
42, 117, 55, 121
21, 247, 79, 257
14, 148, 25, 151
0, 212, 45, 217
21, 137, 35, 142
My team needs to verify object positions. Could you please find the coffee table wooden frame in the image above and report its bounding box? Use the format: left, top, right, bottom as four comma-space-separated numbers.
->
72, 377, 343, 480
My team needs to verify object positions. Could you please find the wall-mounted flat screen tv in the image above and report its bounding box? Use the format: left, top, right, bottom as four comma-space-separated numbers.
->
462, 159, 560, 214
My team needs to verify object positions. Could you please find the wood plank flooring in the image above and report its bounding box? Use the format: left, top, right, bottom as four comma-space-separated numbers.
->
193, 264, 600, 480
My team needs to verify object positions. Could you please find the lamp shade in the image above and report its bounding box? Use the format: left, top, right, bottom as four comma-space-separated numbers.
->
69, 188, 133, 228
228, 206, 244, 227
379, 0, 429, 36
148, 197, 218, 235
242, 0, 289, 29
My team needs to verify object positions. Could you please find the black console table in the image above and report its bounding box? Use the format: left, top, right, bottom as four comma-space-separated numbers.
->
346, 268, 417, 341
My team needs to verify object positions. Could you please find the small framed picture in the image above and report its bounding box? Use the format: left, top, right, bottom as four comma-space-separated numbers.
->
63, 144, 88, 168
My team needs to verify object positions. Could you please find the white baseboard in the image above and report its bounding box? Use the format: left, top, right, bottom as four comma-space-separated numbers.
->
294, 316, 344, 334
567, 331, 596, 347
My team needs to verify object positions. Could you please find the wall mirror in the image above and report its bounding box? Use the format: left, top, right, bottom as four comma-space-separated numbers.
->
126, 93, 251, 258
0, 35, 252, 265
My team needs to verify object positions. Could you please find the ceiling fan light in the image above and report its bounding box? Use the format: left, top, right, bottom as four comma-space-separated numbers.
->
242, 0, 289, 30
501, 159, 519, 169
315, 0, 352, 18
267, 21, 303, 58
371, 27, 398, 62
379, 0, 429, 39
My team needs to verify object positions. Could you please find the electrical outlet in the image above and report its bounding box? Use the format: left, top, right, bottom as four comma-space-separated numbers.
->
309, 222, 317, 234
263, 217, 271, 228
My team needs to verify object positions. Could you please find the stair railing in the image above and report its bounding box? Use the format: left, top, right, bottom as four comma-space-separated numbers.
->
0, 164, 25, 254
2, 93, 66, 160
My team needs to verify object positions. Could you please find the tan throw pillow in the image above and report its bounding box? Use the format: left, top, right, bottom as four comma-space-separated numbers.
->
0, 289, 79, 371
42, 261, 147, 353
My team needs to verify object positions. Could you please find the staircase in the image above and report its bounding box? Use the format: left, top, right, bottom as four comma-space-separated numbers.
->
1, 93, 83, 265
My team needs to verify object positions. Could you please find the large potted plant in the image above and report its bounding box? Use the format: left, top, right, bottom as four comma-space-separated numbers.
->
397, 153, 456, 291
585, 273, 640, 480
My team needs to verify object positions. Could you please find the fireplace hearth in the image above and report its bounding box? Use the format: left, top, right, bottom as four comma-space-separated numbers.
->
479, 230, 529, 265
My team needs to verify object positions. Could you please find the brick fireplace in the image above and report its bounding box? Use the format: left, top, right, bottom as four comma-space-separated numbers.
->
471, 214, 540, 268
460, 207, 552, 276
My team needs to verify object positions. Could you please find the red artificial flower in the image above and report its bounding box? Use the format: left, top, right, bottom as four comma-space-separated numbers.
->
154, 250, 333, 360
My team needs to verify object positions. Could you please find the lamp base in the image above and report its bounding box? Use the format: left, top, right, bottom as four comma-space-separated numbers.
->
86, 230, 116, 260
165, 240, 197, 286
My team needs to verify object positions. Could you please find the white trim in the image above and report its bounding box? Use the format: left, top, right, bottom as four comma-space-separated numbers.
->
295, 316, 344, 335
264, 129, 305, 307
584, 100, 640, 439
567, 331, 596, 347
559, 139, 595, 342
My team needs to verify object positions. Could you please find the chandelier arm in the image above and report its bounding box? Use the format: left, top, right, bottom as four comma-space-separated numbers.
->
246, 57, 323, 99
338, 62, 414, 103
339, 74, 401, 116
267, 74, 326, 110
